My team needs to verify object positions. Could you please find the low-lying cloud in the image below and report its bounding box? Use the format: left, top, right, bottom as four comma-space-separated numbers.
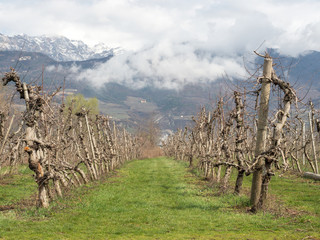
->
77, 41, 246, 89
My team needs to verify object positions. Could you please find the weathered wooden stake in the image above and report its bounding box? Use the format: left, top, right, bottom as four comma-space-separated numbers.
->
250, 55, 272, 208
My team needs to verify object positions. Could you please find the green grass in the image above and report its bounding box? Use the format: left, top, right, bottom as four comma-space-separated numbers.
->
0, 165, 36, 206
231, 167, 320, 215
269, 174, 320, 214
0, 157, 319, 239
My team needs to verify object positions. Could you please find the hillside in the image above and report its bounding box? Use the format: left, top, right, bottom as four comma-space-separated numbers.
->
0, 50, 217, 131
1, 48, 320, 132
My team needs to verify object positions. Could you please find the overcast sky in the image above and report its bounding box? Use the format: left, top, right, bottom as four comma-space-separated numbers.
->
1, 0, 320, 88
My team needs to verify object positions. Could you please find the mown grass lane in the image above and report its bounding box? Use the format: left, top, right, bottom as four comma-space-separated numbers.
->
0, 157, 319, 239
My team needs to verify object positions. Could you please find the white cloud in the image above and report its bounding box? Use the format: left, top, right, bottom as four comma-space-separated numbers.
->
1, 0, 320, 89
1, 0, 319, 53
77, 41, 246, 89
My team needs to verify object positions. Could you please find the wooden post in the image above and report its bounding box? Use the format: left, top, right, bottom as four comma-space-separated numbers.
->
0, 114, 15, 156
303, 172, 320, 181
250, 55, 272, 207
85, 113, 99, 177
309, 109, 319, 174
302, 121, 306, 166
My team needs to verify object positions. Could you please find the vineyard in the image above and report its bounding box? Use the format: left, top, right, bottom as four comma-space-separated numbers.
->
0, 68, 140, 208
162, 53, 320, 211
0, 53, 320, 239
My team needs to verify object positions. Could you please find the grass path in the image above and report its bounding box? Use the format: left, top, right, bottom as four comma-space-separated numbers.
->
0, 157, 319, 239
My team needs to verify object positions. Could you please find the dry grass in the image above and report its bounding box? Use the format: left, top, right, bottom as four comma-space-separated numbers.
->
140, 145, 163, 159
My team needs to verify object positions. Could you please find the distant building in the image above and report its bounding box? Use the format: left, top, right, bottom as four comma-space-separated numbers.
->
19, 56, 32, 61
56, 88, 78, 96
140, 99, 147, 103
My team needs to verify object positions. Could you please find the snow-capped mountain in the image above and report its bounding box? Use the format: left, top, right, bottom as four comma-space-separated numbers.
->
0, 33, 118, 61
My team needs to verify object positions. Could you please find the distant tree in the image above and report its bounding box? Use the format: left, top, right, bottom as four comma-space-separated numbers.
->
137, 115, 160, 146
64, 94, 99, 115
135, 114, 162, 158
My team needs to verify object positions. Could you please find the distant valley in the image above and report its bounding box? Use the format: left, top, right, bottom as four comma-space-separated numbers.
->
1, 34, 320, 133
0, 50, 213, 131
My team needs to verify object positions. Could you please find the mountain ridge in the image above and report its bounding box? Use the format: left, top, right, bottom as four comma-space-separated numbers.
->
0, 33, 118, 61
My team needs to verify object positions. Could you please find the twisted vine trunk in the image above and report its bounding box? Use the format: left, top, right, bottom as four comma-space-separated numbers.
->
25, 127, 50, 208
233, 92, 245, 195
